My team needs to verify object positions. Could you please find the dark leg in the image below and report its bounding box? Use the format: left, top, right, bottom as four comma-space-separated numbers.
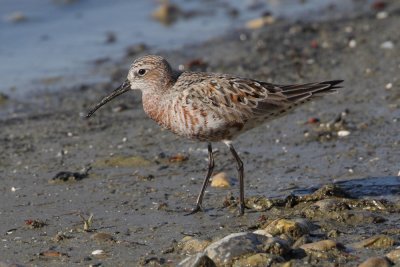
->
185, 143, 214, 215
228, 143, 245, 215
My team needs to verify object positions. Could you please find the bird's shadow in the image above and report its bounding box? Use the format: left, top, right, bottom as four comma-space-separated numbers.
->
294, 176, 400, 198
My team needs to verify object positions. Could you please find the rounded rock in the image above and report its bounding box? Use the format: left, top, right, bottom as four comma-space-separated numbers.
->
349, 235, 395, 249
204, 232, 289, 265
263, 218, 314, 239
233, 253, 284, 267
300, 240, 345, 252
386, 248, 400, 263
211, 172, 230, 188
358, 256, 392, 267
178, 236, 211, 254
178, 253, 216, 267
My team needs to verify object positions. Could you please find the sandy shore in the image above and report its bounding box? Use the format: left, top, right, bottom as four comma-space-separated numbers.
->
0, 3, 399, 266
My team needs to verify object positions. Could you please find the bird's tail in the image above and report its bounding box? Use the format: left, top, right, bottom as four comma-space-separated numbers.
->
280, 80, 343, 102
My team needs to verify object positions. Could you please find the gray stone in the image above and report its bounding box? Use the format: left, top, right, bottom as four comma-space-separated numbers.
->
204, 232, 289, 265
178, 252, 216, 267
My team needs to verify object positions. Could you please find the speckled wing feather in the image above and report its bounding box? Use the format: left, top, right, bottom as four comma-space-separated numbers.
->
179, 72, 342, 123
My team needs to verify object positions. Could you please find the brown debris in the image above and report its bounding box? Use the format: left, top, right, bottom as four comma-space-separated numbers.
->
168, 153, 188, 163
24, 219, 47, 229
39, 250, 69, 258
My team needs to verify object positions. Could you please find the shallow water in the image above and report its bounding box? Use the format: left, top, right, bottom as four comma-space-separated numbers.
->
0, 0, 373, 97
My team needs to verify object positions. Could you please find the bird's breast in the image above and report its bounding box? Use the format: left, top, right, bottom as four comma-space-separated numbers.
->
142, 94, 242, 141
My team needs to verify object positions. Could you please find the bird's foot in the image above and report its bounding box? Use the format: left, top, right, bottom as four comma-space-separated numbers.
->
184, 204, 204, 216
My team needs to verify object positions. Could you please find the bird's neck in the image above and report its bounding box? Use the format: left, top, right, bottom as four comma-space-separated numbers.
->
142, 90, 170, 124
141, 71, 182, 127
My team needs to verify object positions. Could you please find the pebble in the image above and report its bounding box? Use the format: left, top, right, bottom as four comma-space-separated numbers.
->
344, 26, 353, 33
358, 256, 392, 267
210, 172, 230, 188
300, 240, 345, 252
204, 233, 263, 264
178, 253, 215, 267
349, 39, 357, 48
380, 41, 394, 50
299, 239, 351, 261
203, 232, 289, 265
386, 248, 400, 263
112, 104, 128, 113
11, 186, 20, 192
263, 218, 313, 239
91, 249, 105, 256
349, 235, 395, 249
245, 15, 275, 29
376, 11, 388, 19
233, 253, 285, 267
178, 236, 211, 254
338, 130, 351, 137
385, 83, 393, 89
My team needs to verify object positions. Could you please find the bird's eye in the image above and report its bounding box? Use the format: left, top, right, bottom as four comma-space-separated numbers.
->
138, 69, 147, 76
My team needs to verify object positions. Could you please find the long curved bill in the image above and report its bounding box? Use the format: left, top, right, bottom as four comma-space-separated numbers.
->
86, 79, 131, 118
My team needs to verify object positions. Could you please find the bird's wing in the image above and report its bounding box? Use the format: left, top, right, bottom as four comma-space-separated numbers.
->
178, 74, 282, 119
176, 72, 342, 123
